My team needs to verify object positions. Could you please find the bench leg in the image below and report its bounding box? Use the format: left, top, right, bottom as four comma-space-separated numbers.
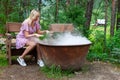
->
8, 49, 12, 65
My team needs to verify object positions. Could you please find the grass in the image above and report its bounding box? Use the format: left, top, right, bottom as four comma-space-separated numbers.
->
0, 50, 8, 67
40, 65, 75, 79
40, 64, 91, 79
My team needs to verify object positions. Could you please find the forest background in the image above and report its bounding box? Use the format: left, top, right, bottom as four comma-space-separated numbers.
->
0, 0, 120, 65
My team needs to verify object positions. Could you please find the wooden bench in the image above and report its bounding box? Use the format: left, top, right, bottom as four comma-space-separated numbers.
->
5, 22, 37, 65
49, 24, 74, 32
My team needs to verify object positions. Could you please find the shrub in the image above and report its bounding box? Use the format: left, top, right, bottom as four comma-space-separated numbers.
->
87, 30, 109, 61
106, 29, 120, 64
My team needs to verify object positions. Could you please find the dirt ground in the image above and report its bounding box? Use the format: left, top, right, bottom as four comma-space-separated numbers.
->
0, 61, 120, 80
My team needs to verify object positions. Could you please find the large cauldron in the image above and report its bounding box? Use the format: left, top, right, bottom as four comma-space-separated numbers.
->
37, 42, 91, 70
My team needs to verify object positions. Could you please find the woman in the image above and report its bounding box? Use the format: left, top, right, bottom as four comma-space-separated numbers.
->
16, 9, 49, 67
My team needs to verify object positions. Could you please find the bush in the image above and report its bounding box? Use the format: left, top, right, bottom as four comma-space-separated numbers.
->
107, 29, 120, 50
87, 52, 108, 62
89, 30, 104, 53
0, 24, 5, 34
65, 5, 86, 32
106, 29, 120, 64
87, 30, 109, 61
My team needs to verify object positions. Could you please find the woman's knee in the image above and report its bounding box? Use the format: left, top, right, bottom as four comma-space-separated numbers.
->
27, 41, 37, 47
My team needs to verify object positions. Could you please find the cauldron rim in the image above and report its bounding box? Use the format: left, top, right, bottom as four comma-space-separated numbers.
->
38, 42, 92, 46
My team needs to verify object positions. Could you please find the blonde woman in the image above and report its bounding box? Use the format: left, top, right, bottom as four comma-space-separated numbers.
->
16, 9, 49, 67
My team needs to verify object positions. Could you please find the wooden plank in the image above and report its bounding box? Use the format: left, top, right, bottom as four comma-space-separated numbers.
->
6, 22, 21, 32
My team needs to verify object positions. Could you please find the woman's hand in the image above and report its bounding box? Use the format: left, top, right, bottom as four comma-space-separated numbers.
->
49, 31, 54, 34
45, 30, 54, 34
46, 30, 49, 34
34, 33, 43, 37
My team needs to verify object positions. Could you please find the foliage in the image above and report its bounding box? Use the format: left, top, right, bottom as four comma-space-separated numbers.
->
87, 52, 108, 62
87, 29, 109, 61
40, 1, 86, 31
91, 0, 111, 24
0, 12, 6, 34
0, 57, 7, 67
0, 42, 7, 66
40, 65, 74, 78
107, 29, 120, 50
0, 24, 5, 34
0, 50, 7, 67
0, 0, 119, 65
89, 30, 104, 53
109, 48, 120, 64
0, 13, 6, 24
87, 28, 120, 64
40, 19, 50, 30
106, 29, 120, 63
39, 33, 49, 40
65, 5, 86, 32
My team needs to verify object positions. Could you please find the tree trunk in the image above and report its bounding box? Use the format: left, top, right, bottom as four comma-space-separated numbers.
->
116, 0, 120, 30
38, 0, 41, 12
110, 0, 117, 37
38, 0, 42, 20
19, 0, 24, 21
84, 0, 94, 36
74, 0, 79, 5
103, 0, 108, 53
4, 0, 9, 20
66, 0, 70, 8
55, 0, 59, 23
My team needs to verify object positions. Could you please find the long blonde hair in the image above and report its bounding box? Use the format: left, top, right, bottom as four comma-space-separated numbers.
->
29, 9, 40, 20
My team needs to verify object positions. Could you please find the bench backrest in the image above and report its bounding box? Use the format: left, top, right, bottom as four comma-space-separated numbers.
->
6, 23, 74, 33
6, 22, 21, 33
49, 24, 74, 32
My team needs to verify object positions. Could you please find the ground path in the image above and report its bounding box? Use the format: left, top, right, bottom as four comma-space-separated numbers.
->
0, 61, 120, 80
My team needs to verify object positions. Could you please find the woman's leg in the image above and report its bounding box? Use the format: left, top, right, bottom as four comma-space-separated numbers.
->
20, 41, 36, 58
36, 44, 45, 67
17, 41, 36, 66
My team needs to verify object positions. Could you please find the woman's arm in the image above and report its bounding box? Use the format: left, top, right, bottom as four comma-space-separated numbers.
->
24, 31, 35, 38
36, 29, 48, 34
24, 30, 43, 38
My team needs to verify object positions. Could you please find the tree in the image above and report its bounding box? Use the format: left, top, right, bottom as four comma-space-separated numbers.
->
66, 0, 70, 8
55, 0, 59, 22
74, 0, 79, 5
38, 0, 42, 11
116, 0, 120, 30
84, 0, 94, 37
110, 0, 117, 36
2, 0, 9, 21
37, 0, 42, 20
103, 0, 108, 52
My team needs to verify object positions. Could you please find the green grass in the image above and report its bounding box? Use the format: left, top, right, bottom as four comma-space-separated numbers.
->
40, 65, 74, 79
0, 50, 8, 67
40, 64, 91, 79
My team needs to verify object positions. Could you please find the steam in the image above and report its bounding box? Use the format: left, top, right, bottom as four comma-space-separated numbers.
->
52, 32, 91, 45
29, 32, 92, 45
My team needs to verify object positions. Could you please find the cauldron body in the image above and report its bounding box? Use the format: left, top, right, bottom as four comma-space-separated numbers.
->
37, 43, 91, 70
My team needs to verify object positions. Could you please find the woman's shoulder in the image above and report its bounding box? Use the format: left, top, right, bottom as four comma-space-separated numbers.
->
22, 19, 29, 25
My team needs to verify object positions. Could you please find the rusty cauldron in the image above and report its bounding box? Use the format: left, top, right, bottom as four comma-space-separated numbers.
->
37, 23, 91, 70
37, 42, 91, 70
